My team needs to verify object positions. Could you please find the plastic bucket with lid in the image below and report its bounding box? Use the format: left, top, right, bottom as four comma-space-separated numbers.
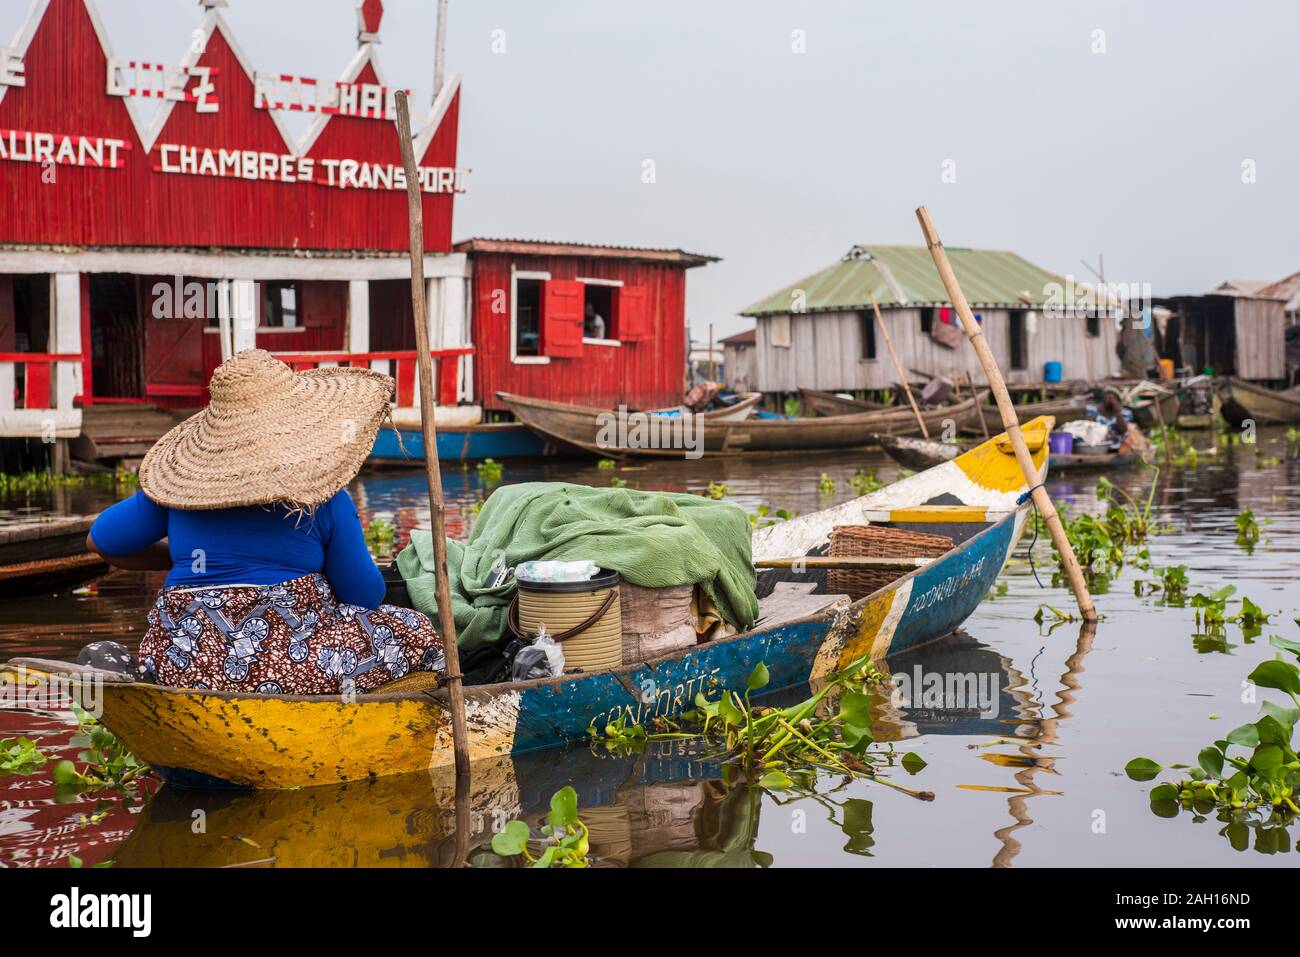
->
1044, 361, 1063, 383
512, 568, 622, 672
1048, 431, 1074, 455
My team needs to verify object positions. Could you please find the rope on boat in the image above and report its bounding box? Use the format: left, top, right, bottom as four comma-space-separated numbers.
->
1016, 483, 1047, 588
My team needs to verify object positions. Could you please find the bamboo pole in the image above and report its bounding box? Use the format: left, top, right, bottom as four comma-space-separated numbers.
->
916, 206, 1097, 623
870, 293, 928, 438
395, 91, 471, 776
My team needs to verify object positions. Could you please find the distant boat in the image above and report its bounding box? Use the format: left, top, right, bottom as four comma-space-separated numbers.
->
800, 386, 1088, 433
368, 393, 763, 464
1048, 450, 1145, 472
874, 433, 963, 471
1217, 378, 1300, 427
0, 515, 106, 597
1125, 385, 1181, 429
501, 390, 988, 457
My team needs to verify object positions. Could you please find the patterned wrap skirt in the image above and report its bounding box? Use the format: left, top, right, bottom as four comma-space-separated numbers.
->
138, 573, 445, 695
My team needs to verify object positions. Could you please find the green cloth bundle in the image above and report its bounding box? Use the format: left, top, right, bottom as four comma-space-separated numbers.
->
396, 482, 758, 651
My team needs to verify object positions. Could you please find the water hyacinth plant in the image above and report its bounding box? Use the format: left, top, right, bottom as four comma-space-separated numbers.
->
487, 786, 589, 868
1128, 629, 1300, 828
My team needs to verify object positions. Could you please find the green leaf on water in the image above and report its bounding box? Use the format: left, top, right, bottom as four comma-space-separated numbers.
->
1268, 634, 1300, 658
900, 751, 927, 774
1149, 783, 1179, 802
1125, 757, 1164, 781
747, 662, 770, 692
547, 785, 579, 831
52, 760, 81, 786
1197, 746, 1224, 778
490, 819, 530, 857
758, 770, 795, 790
1248, 659, 1300, 696
1225, 723, 1260, 748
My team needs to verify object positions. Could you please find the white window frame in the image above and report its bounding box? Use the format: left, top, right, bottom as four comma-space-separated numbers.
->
511, 267, 551, 365
576, 276, 623, 346
769, 314, 792, 349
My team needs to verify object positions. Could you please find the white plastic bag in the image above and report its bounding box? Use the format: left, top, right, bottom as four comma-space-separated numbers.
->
510, 626, 565, 681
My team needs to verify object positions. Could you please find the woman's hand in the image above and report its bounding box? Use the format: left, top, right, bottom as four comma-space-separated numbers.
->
86, 534, 173, 571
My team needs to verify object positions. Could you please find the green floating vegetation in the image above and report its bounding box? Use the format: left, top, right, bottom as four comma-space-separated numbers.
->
747, 504, 797, 530
608, 476, 628, 488
364, 518, 396, 558
0, 736, 48, 775
485, 786, 589, 868
1128, 630, 1300, 834
596, 458, 617, 470
1047, 474, 1161, 587
817, 472, 836, 496
705, 480, 729, 500
589, 661, 933, 802
475, 458, 504, 484
850, 468, 885, 497
0, 468, 136, 496
782, 396, 801, 418
1235, 507, 1263, 549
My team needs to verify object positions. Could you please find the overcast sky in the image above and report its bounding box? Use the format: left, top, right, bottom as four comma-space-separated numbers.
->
4, 0, 1298, 339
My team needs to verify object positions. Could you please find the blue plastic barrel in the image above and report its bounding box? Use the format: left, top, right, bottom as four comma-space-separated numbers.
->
1044, 361, 1063, 383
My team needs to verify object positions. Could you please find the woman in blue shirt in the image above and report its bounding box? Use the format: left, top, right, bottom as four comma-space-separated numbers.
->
87, 350, 444, 696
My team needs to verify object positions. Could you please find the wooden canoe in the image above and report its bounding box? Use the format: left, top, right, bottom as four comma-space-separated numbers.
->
1126, 388, 1181, 429
873, 433, 963, 471
1217, 378, 1300, 427
3, 417, 1054, 789
0, 515, 107, 597
1048, 451, 1143, 472
798, 388, 892, 416
501, 390, 989, 458
801, 387, 1087, 436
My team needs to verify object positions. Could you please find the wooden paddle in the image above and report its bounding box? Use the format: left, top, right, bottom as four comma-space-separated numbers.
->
916, 206, 1097, 623
870, 292, 929, 438
395, 91, 471, 777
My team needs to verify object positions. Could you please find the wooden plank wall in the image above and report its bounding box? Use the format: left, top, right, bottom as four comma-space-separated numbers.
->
1232, 298, 1286, 380
754, 308, 1119, 392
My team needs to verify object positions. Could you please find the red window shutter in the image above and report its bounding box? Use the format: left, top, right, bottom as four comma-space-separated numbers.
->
542, 280, 584, 358
616, 285, 649, 341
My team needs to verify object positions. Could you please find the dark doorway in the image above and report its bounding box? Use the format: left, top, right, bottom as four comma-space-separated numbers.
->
1008, 310, 1027, 370
368, 279, 415, 351
11, 274, 51, 353
90, 274, 144, 399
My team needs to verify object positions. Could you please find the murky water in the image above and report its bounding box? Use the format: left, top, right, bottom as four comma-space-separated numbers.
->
3, 430, 1299, 867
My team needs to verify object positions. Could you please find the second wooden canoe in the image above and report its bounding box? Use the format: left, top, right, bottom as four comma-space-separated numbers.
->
500, 391, 989, 458
1217, 378, 1300, 427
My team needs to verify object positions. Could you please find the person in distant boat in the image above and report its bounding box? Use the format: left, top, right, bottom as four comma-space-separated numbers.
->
85, 349, 445, 696
584, 301, 606, 339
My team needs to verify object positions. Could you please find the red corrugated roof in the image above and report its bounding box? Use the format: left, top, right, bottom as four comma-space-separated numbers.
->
453, 237, 718, 267
719, 328, 756, 345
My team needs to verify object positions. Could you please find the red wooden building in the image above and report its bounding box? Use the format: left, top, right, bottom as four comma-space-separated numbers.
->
0, 0, 716, 452
0, 0, 469, 442
455, 239, 718, 413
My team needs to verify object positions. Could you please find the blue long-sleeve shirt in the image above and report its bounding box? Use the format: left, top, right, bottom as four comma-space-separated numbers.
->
89, 488, 385, 608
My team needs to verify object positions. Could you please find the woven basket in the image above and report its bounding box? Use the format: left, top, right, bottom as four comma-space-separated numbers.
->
827, 525, 954, 600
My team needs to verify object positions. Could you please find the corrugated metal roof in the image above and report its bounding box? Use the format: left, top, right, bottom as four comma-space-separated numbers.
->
453, 237, 718, 266
739, 244, 1067, 316
719, 328, 756, 345
1256, 269, 1300, 310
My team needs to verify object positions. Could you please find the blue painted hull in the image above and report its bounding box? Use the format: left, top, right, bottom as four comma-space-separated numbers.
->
369, 424, 549, 463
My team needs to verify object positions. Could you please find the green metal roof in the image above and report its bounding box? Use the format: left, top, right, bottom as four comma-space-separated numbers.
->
739, 244, 1066, 317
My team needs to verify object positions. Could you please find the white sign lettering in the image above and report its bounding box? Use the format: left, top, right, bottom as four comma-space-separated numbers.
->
155, 142, 464, 193
253, 72, 404, 119
0, 47, 24, 87
0, 128, 127, 168
106, 59, 218, 113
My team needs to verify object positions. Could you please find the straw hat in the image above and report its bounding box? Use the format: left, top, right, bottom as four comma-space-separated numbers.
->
138, 349, 393, 510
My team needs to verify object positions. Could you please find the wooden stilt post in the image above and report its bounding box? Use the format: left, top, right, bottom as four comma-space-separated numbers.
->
916, 206, 1097, 623
395, 91, 472, 776
870, 293, 928, 438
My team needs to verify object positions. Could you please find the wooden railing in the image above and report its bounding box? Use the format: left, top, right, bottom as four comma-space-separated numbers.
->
270, 349, 473, 407
0, 352, 83, 411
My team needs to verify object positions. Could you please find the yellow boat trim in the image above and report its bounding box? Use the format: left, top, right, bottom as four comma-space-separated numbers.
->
954, 414, 1054, 493
880, 505, 989, 523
